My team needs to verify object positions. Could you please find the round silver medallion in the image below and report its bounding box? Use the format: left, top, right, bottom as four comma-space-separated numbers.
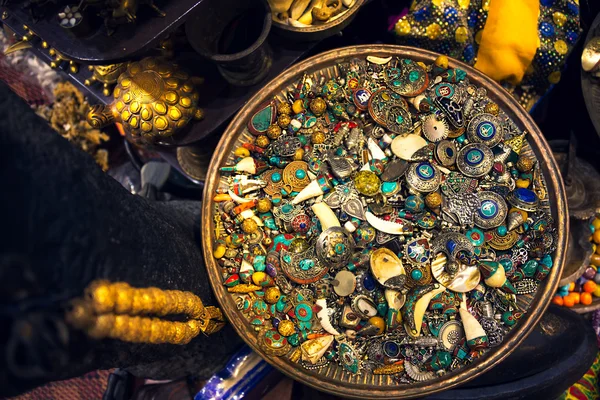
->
473, 191, 508, 229
406, 161, 441, 193
422, 114, 449, 142
456, 143, 494, 178
466, 113, 503, 148
316, 226, 355, 268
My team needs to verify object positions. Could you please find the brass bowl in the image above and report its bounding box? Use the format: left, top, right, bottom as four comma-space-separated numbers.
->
272, 0, 366, 41
201, 45, 568, 399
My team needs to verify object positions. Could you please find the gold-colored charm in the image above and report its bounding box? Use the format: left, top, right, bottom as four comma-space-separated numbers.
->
86, 57, 204, 143
283, 161, 311, 192
85, 63, 128, 96
66, 280, 225, 345
487, 230, 519, 250
373, 363, 405, 375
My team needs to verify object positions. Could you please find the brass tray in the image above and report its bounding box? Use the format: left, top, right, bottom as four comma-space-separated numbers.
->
201, 45, 568, 399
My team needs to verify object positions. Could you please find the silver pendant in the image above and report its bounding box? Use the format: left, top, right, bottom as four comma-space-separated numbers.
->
473, 191, 508, 229
406, 161, 441, 193
456, 143, 494, 178
467, 113, 503, 148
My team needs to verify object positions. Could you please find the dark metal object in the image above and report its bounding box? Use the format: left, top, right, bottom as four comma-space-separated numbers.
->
559, 218, 594, 287
201, 45, 568, 399
1, 1, 207, 63
186, 0, 272, 86
581, 11, 600, 139
551, 137, 600, 219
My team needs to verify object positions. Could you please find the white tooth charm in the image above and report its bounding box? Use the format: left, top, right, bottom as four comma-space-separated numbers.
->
459, 299, 489, 350
390, 134, 428, 160
228, 190, 255, 204
403, 284, 446, 338
301, 334, 334, 364
311, 202, 341, 230
220, 156, 266, 174
367, 137, 387, 160
292, 174, 331, 204
366, 211, 413, 235
316, 298, 341, 336
366, 55, 392, 65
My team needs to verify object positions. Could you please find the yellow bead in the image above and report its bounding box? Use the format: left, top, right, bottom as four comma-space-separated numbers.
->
475, 29, 484, 44
426, 23, 442, 40
593, 218, 600, 230
435, 55, 449, 69
548, 71, 561, 84
252, 271, 267, 286
594, 286, 600, 298
309, 97, 327, 116
311, 131, 326, 144
255, 135, 270, 148
484, 102, 499, 116
455, 26, 469, 44
425, 192, 442, 209
516, 155, 535, 172
293, 148, 305, 161
256, 198, 272, 213
234, 147, 250, 157
213, 244, 227, 259
594, 231, 600, 245
278, 102, 292, 115
458, 0, 470, 9
395, 19, 411, 36
266, 124, 282, 140
592, 253, 600, 267
278, 320, 296, 336
368, 316, 385, 334
277, 114, 291, 128
554, 40, 568, 55
553, 12, 566, 27
264, 287, 281, 304
242, 218, 258, 233
516, 179, 530, 188
292, 99, 305, 114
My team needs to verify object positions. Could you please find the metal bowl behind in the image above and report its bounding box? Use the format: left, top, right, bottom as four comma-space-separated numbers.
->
271, 0, 366, 41
201, 45, 568, 399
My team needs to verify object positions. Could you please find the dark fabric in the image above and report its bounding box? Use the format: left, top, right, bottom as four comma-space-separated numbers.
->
0, 82, 242, 397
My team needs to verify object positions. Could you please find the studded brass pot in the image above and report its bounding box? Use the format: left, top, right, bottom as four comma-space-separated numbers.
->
201, 45, 568, 399
87, 57, 203, 144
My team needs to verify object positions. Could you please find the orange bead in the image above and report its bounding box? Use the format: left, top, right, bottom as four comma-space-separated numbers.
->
594, 230, 600, 244
568, 282, 576, 291
552, 296, 564, 306
581, 292, 593, 306
570, 292, 581, 305
563, 296, 575, 307
584, 280, 597, 293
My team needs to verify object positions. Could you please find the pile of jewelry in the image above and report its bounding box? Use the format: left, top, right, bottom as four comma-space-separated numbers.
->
212, 54, 557, 383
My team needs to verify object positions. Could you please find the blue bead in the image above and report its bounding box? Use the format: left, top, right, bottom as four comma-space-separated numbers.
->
540, 22, 554, 38
567, 31, 578, 43
540, 0, 554, 6
463, 44, 475, 62
567, 2, 578, 15
363, 274, 376, 291
468, 11, 478, 28
515, 188, 537, 203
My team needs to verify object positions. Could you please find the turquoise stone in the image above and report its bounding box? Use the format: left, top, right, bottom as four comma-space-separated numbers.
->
497, 225, 508, 236
456, 134, 466, 144
409, 70, 420, 82
254, 255, 266, 272
522, 260, 538, 277
295, 169, 307, 179
541, 254, 553, 267
405, 194, 425, 212
411, 269, 423, 281
381, 181, 399, 195
272, 172, 282, 183
299, 259, 314, 270
248, 101, 275, 135
499, 258, 514, 274
377, 303, 388, 316
276, 296, 287, 312
287, 333, 300, 347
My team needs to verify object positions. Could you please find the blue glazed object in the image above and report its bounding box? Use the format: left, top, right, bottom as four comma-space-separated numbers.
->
195, 345, 273, 400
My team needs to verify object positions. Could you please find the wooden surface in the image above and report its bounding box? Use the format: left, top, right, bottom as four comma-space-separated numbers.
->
201, 45, 569, 399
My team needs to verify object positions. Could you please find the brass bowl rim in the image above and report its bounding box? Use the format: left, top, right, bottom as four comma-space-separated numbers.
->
272, 0, 365, 33
201, 45, 568, 399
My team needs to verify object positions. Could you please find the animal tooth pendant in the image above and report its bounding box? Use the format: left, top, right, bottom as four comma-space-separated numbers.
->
311, 202, 341, 230
292, 173, 332, 204
478, 261, 517, 294
316, 298, 341, 336
366, 211, 414, 235
301, 334, 334, 364
385, 289, 405, 331
459, 300, 489, 351
220, 157, 268, 174
402, 284, 446, 337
